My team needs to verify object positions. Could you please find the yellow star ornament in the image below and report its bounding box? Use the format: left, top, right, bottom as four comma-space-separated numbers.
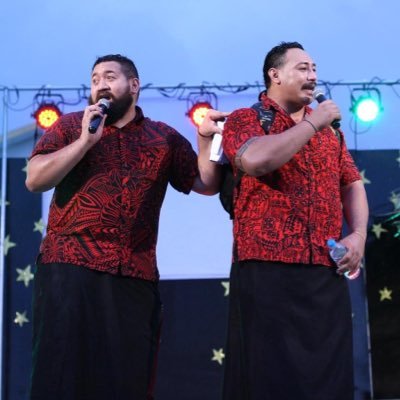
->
3, 235, 17, 255
16, 265, 35, 287
221, 281, 230, 296
379, 287, 392, 302
211, 348, 225, 365
22, 159, 29, 173
0, 196, 10, 207
371, 224, 388, 240
33, 218, 46, 235
14, 311, 29, 327
389, 191, 400, 211
360, 170, 371, 185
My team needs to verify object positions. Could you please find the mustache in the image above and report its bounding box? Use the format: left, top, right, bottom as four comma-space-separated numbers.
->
302, 83, 316, 90
96, 92, 113, 102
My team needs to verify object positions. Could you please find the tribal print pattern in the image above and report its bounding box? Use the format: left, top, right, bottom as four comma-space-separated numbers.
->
31, 107, 198, 281
222, 97, 361, 267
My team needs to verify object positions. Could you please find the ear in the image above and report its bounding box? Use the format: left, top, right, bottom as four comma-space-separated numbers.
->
268, 68, 281, 85
130, 77, 140, 95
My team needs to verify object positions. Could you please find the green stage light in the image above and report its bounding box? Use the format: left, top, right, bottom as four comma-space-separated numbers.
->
354, 97, 380, 122
351, 88, 383, 123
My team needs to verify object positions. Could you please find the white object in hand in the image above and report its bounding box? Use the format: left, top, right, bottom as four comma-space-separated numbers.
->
209, 121, 226, 163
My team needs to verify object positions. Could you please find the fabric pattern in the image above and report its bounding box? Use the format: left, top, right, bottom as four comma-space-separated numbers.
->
222, 96, 361, 267
31, 107, 198, 281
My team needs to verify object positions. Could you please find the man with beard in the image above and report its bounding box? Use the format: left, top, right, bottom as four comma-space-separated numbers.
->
25, 54, 226, 400
221, 42, 368, 400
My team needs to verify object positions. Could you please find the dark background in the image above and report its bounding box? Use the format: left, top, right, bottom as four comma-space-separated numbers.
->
2, 151, 399, 399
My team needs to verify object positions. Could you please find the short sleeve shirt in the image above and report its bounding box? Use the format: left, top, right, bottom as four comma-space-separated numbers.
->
222, 96, 361, 266
31, 107, 198, 281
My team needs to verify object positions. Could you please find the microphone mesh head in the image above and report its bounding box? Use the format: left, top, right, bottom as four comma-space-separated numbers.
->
313, 90, 324, 100
99, 98, 110, 108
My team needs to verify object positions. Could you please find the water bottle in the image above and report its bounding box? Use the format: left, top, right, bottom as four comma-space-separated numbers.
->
327, 239, 360, 280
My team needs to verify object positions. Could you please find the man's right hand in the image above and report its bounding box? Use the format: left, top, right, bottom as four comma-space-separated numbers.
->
81, 103, 107, 145
308, 99, 341, 131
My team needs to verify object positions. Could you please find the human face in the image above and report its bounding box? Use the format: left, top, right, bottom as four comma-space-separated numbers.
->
272, 48, 317, 106
89, 61, 139, 121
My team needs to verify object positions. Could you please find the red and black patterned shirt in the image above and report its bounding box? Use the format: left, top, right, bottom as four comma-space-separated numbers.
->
222, 96, 361, 267
30, 107, 198, 281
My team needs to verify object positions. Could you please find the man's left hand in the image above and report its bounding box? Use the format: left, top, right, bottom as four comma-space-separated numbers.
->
198, 110, 230, 138
336, 232, 366, 276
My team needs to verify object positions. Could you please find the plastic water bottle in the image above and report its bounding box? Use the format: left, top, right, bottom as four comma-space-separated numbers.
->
327, 239, 360, 280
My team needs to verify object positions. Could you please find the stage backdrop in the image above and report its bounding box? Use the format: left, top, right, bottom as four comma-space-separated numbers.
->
2, 150, 400, 400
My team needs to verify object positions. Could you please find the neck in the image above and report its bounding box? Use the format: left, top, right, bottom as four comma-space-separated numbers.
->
267, 90, 306, 123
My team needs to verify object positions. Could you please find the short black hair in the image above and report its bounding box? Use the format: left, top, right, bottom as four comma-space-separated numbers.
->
263, 42, 304, 88
92, 54, 139, 79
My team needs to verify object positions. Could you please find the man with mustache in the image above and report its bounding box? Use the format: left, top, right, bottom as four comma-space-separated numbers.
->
25, 54, 226, 400
222, 42, 368, 400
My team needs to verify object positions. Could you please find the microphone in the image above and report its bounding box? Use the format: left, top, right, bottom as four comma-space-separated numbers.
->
88, 98, 110, 133
313, 90, 341, 129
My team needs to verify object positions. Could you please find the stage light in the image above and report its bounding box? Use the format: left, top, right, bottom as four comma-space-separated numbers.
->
186, 90, 218, 128
351, 88, 383, 123
33, 102, 62, 129
187, 102, 212, 127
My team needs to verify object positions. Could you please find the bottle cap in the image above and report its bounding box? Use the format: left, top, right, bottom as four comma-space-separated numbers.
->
327, 239, 336, 248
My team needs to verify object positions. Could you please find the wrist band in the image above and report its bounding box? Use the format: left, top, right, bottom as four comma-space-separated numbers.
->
303, 119, 318, 133
197, 130, 210, 138
353, 230, 367, 241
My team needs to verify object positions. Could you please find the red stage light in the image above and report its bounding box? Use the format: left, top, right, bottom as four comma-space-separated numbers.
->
33, 103, 62, 129
187, 102, 212, 127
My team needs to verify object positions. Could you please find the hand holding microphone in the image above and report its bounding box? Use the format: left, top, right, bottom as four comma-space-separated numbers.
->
88, 98, 110, 133
312, 90, 341, 129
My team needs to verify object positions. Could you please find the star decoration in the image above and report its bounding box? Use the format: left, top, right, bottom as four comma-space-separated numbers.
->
221, 281, 230, 296
360, 170, 371, 185
16, 264, 35, 287
22, 159, 28, 173
371, 223, 388, 239
379, 287, 392, 302
33, 218, 46, 235
211, 348, 225, 365
3, 234, 17, 255
389, 191, 400, 211
0, 196, 10, 207
14, 311, 29, 327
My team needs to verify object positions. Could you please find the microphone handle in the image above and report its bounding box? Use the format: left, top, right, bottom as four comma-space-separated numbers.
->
88, 116, 103, 133
314, 92, 341, 130
88, 104, 108, 133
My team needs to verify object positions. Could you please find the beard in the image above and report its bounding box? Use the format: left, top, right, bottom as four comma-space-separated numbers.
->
89, 88, 134, 126
300, 83, 315, 105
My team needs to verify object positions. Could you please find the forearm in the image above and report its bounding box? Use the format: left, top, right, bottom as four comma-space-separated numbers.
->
25, 138, 91, 192
192, 134, 222, 195
337, 179, 369, 273
239, 120, 316, 176
341, 180, 369, 237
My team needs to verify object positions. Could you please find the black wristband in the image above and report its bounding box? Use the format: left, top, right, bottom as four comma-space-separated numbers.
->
303, 118, 318, 133
197, 130, 211, 138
